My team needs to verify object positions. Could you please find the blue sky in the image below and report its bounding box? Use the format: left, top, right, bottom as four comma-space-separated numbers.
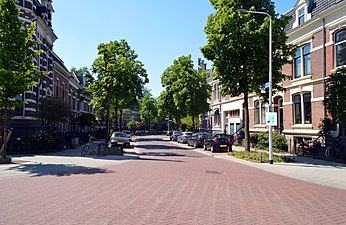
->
53, 0, 295, 98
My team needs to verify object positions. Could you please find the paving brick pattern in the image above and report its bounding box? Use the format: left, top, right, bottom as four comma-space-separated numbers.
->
1, 137, 346, 224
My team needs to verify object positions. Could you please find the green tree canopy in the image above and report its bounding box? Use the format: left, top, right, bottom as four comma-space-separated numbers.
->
0, 0, 47, 158
74, 112, 96, 132
139, 91, 158, 129
37, 97, 72, 132
201, 0, 294, 151
160, 55, 210, 130
88, 39, 148, 141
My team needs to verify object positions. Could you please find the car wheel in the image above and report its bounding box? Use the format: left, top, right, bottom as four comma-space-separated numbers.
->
203, 144, 207, 150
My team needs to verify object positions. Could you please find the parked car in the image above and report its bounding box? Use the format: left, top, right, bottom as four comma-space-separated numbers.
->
187, 132, 209, 148
122, 130, 132, 141
170, 131, 182, 141
204, 133, 232, 152
135, 130, 146, 136
177, 132, 193, 144
109, 132, 131, 148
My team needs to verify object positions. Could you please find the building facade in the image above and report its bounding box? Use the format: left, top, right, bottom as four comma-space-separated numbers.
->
11, 0, 57, 138
205, 0, 346, 151
5, 0, 94, 140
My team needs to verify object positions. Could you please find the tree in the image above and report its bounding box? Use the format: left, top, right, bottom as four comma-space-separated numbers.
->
74, 112, 96, 132
0, 0, 47, 158
160, 55, 210, 130
201, 0, 294, 151
325, 67, 346, 161
88, 40, 148, 142
37, 97, 72, 133
139, 91, 158, 129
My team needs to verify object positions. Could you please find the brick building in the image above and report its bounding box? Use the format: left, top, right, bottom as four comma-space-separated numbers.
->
205, 0, 346, 151
3, 0, 94, 141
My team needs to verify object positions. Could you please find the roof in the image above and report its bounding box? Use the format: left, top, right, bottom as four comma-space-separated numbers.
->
284, 0, 344, 31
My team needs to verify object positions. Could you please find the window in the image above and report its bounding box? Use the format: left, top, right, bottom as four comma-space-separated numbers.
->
294, 44, 311, 78
255, 101, 260, 124
254, 100, 266, 125
298, 7, 305, 25
261, 102, 266, 125
214, 109, 220, 126
336, 29, 346, 67
213, 84, 220, 101
293, 93, 312, 124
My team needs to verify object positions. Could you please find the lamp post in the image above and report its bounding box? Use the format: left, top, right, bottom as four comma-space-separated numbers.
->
237, 9, 273, 164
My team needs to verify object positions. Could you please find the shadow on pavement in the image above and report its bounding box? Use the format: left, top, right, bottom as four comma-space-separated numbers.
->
283, 156, 346, 168
139, 157, 184, 163
136, 144, 187, 150
141, 152, 186, 157
5, 163, 113, 177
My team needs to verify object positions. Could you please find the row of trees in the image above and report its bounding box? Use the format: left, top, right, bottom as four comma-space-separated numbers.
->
86, 40, 149, 142
157, 55, 211, 131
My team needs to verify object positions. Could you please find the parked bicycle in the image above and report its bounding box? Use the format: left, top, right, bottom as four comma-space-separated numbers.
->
325, 136, 344, 159
81, 136, 108, 156
297, 139, 323, 157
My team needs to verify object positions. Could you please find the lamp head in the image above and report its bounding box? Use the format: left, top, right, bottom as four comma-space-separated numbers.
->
236, 9, 248, 13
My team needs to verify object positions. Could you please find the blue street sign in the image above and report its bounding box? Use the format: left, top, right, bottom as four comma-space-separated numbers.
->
261, 82, 270, 88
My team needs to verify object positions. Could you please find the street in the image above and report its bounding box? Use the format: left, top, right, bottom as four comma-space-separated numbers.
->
1, 136, 346, 224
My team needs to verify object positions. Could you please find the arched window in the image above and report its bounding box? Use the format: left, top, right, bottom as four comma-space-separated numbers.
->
336, 29, 346, 67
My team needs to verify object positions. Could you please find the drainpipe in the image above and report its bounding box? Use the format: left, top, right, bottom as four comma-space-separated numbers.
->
322, 18, 326, 118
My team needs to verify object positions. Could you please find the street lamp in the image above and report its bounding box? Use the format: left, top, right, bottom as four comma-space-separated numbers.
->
237, 9, 273, 164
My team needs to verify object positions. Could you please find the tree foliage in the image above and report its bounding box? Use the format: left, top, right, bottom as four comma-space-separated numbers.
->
88, 39, 148, 141
159, 55, 211, 130
37, 97, 72, 132
0, 0, 48, 158
325, 68, 346, 126
139, 91, 157, 129
201, 0, 294, 150
74, 112, 96, 132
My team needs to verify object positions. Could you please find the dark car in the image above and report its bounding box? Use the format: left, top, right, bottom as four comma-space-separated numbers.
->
109, 132, 131, 148
187, 132, 209, 148
170, 131, 182, 141
204, 133, 232, 152
177, 132, 193, 144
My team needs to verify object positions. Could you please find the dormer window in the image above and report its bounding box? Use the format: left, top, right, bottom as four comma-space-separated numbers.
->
292, 2, 312, 28
298, 7, 305, 25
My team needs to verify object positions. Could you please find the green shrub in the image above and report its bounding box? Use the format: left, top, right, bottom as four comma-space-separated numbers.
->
229, 151, 287, 163
253, 131, 288, 152
26, 131, 64, 151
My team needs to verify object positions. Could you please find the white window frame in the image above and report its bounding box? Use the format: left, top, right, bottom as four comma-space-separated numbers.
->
294, 44, 311, 79
335, 29, 346, 68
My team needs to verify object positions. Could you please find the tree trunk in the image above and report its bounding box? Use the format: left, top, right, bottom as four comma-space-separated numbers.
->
192, 116, 195, 132
115, 94, 119, 131
343, 126, 346, 163
1, 107, 8, 158
105, 93, 111, 143
119, 109, 123, 131
243, 93, 250, 152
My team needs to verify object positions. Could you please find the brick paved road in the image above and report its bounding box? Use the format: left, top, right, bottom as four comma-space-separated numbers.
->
1, 136, 346, 224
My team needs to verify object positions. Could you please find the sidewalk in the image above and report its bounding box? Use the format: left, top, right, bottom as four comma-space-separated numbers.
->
197, 145, 346, 190
0, 145, 139, 179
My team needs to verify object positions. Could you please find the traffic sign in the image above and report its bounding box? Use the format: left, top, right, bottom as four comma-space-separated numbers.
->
266, 112, 277, 126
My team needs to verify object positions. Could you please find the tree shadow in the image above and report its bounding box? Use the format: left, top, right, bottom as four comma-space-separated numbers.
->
6, 163, 113, 177
136, 144, 187, 150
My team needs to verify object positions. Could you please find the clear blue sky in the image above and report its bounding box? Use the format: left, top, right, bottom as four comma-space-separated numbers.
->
53, 0, 295, 98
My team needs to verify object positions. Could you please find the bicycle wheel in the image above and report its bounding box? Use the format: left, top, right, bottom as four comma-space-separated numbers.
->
81, 145, 89, 156
325, 146, 335, 158
97, 143, 108, 156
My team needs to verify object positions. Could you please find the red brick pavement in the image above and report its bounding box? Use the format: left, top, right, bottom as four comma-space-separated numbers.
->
1, 137, 346, 224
